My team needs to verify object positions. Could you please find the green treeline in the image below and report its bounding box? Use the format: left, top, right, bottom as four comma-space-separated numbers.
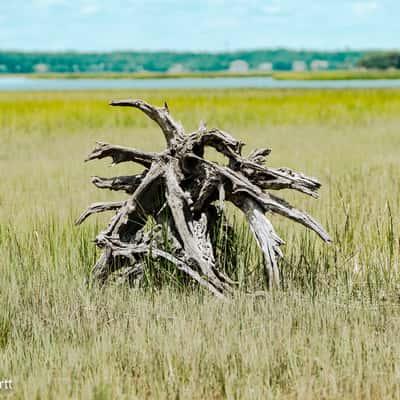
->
0, 49, 370, 73
358, 52, 400, 69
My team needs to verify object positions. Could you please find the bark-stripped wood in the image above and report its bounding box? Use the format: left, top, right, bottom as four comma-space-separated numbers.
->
77, 98, 331, 297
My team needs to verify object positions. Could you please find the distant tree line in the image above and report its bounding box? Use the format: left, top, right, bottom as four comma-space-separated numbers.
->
0, 49, 377, 74
358, 52, 400, 70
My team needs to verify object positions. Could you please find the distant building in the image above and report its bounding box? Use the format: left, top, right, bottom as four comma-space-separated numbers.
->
168, 64, 187, 74
258, 62, 273, 72
310, 60, 329, 71
292, 61, 307, 72
229, 60, 249, 73
33, 63, 49, 73
88, 63, 105, 72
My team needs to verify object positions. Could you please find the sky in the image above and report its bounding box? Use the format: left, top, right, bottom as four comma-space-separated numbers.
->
0, 0, 398, 52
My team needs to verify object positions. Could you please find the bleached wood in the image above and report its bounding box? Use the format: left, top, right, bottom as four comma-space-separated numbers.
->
77, 99, 331, 296
75, 201, 125, 225
109, 99, 184, 145
91, 173, 145, 194
86, 142, 157, 168
235, 196, 283, 288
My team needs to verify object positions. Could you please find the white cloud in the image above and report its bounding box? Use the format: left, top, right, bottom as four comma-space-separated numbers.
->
262, 0, 283, 15
32, 0, 99, 14
352, 1, 378, 16
32, 0, 66, 7
80, 3, 99, 15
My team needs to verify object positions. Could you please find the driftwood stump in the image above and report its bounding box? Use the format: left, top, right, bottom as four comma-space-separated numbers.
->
76, 99, 331, 298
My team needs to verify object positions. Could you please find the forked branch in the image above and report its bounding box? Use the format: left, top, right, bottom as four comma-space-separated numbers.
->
110, 99, 185, 145
86, 142, 157, 168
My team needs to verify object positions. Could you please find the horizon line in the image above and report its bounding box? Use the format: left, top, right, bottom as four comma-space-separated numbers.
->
1, 47, 399, 54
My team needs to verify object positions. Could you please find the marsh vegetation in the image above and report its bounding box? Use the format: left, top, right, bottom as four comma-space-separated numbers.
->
1, 88, 400, 399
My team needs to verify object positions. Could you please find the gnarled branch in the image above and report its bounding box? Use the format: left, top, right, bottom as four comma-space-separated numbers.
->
232, 195, 283, 288
85, 141, 157, 168
109, 99, 184, 145
91, 173, 145, 194
75, 201, 125, 225
77, 98, 331, 297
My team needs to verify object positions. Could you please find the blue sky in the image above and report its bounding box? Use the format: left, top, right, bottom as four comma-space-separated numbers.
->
0, 0, 398, 51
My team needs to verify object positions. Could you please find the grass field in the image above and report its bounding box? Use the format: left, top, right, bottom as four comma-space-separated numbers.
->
1, 88, 400, 399
273, 70, 400, 80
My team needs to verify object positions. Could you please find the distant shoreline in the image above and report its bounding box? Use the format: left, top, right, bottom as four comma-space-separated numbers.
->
1, 70, 400, 81
0, 71, 273, 80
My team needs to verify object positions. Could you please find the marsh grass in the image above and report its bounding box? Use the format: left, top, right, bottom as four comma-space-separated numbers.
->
273, 70, 400, 80
1, 89, 400, 399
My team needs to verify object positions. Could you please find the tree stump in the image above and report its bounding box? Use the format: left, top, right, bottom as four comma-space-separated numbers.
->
76, 99, 331, 298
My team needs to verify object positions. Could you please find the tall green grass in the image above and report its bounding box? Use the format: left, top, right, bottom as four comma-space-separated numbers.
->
1, 89, 400, 399
274, 70, 400, 80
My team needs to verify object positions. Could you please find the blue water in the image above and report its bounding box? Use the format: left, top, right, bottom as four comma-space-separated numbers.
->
1, 76, 400, 91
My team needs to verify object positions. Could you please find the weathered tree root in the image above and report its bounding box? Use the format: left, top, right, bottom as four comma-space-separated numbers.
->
76, 99, 331, 298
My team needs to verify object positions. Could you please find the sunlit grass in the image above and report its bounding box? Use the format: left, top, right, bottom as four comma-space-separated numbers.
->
1, 88, 400, 399
274, 69, 400, 80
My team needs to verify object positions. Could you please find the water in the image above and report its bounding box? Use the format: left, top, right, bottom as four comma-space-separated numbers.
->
1, 76, 400, 91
